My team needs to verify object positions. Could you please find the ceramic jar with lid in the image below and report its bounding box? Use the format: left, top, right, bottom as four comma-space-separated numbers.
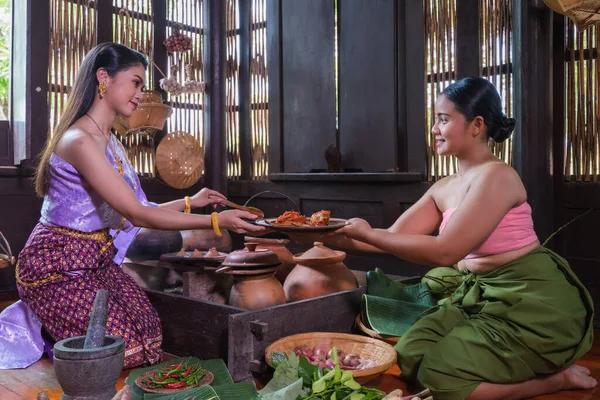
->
244, 236, 296, 283
219, 243, 286, 310
283, 242, 358, 302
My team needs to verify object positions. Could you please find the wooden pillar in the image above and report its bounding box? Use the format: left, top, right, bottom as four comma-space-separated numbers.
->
266, 0, 282, 175
96, 0, 113, 44
456, 0, 480, 79
403, 0, 426, 176
512, 0, 554, 242
239, 0, 252, 180
203, 0, 227, 194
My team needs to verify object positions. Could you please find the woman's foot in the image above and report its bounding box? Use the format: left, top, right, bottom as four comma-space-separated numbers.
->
558, 364, 598, 391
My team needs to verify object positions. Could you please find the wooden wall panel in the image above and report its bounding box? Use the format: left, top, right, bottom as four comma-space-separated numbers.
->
338, 0, 396, 172
281, 0, 336, 173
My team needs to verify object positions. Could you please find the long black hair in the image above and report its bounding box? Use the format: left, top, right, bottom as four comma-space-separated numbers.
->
442, 77, 515, 143
35, 43, 148, 197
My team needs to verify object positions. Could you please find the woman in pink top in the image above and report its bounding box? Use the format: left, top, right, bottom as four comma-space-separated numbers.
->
304, 78, 595, 399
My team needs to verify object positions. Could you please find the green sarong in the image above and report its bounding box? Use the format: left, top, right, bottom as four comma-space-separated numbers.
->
395, 247, 594, 400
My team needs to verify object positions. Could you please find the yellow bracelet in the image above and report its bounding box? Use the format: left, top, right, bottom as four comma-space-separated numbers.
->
211, 212, 222, 237
184, 196, 191, 214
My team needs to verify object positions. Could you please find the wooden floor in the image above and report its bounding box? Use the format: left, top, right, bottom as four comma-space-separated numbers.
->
1, 335, 599, 399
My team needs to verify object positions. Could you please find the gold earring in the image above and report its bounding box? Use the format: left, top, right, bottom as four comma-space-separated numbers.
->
98, 81, 107, 99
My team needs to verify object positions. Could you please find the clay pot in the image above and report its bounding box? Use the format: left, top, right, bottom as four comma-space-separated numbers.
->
220, 243, 286, 310
244, 236, 296, 283
125, 228, 182, 261
284, 242, 358, 302
229, 270, 287, 310
181, 229, 232, 253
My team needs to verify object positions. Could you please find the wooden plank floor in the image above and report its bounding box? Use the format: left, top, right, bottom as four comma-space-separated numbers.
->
1, 335, 599, 399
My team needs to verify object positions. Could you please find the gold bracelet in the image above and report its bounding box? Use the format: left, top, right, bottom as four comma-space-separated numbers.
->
211, 212, 222, 237
184, 196, 191, 214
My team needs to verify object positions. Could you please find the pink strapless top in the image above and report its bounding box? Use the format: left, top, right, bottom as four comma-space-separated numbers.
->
439, 202, 538, 259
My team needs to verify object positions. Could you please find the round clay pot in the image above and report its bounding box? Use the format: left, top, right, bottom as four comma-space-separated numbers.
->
181, 229, 232, 253
284, 242, 358, 302
220, 243, 286, 309
244, 236, 296, 283
229, 271, 287, 310
125, 228, 182, 261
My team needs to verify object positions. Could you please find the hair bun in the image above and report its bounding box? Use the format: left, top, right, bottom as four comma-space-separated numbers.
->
492, 117, 516, 142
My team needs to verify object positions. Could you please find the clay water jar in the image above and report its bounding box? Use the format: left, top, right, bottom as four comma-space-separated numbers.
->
219, 243, 286, 310
244, 236, 296, 283
283, 242, 358, 302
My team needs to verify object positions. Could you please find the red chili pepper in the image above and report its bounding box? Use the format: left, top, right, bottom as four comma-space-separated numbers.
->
165, 381, 187, 389
184, 366, 193, 377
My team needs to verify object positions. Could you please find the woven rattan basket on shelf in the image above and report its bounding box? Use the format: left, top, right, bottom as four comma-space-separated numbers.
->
155, 131, 204, 190
112, 90, 173, 137
544, 0, 600, 30
264, 332, 397, 385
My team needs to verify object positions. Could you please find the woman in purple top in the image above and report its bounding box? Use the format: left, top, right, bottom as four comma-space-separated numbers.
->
14, 42, 265, 368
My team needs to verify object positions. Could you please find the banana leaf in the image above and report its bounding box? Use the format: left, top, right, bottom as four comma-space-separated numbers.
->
126, 357, 258, 400
366, 268, 435, 306
361, 294, 433, 336
361, 269, 436, 336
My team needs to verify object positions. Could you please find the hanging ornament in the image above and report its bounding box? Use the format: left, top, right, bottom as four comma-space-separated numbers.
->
163, 23, 193, 53
182, 64, 206, 94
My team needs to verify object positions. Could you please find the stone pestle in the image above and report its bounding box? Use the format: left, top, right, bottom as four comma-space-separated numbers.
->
83, 289, 109, 349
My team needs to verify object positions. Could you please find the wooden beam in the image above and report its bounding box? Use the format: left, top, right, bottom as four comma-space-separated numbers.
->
238, 0, 252, 180
404, 0, 426, 176
203, 0, 227, 194
456, 0, 480, 79
512, 0, 554, 242
551, 13, 566, 253
267, 0, 283, 174
96, 0, 113, 43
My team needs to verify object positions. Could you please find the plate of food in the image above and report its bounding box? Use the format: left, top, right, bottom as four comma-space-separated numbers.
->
160, 247, 227, 265
135, 361, 214, 394
255, 210, 348, 232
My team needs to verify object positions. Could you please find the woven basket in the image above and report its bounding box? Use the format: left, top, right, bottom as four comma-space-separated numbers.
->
264, 332, 397, 384
544, 0, 600, 29
155, 131, 204, 189
355, 314, 400, 346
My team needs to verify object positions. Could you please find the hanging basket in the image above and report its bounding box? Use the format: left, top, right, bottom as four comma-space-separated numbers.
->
112, 90, 173, 137
155, 131, 204, 189
544, 0, 600, 30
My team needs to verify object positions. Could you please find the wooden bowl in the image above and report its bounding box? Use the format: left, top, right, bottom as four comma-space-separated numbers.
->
355, 314, 400, 346
155, 131, 204, 189
264, 332, 397, 384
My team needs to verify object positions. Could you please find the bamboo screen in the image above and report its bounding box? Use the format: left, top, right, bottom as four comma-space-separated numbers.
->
250, 0, 269, 180
424, 0, 513, 181
425, 0, 457, 181
225, 0, 269, 180
480, 0, 513, 165
165, 0, 205, 162
226, 0, 241, 179
113, 0, 155, 175
564, 19, 600, 181
48, 0, 97, 135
